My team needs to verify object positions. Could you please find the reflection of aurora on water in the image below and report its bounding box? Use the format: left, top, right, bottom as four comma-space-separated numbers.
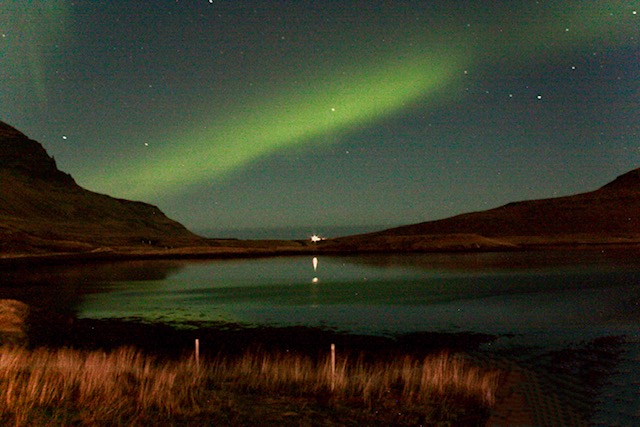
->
53, 252, 640, 338
0, 253, 638, 423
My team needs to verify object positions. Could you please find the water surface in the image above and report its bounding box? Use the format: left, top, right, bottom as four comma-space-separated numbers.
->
1, 249, 639, 424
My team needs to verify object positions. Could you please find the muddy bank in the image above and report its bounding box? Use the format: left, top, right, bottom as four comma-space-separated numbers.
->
26, 309, 497, 360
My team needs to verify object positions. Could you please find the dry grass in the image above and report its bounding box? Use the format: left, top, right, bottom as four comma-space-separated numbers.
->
218, 350, 500, 406
0, 347, 201, 425
0, 346, 502, 426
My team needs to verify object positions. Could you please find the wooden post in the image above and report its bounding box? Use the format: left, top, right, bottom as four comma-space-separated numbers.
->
195, 338, 200, 367
331, 343, 336, 391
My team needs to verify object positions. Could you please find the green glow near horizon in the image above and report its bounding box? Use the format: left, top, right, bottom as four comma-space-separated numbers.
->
1, 1, 69, 104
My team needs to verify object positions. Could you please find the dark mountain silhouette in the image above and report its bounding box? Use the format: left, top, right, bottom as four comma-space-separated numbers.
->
381, 169, 638, 236
327, 168, 640, 251
1, 121, 638, 256
0, 121, 205, 254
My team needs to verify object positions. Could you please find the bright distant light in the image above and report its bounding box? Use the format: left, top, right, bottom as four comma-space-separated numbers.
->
310, 234, 324, 242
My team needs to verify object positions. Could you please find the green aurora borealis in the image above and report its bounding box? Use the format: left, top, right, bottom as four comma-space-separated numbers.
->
2, 1, 639, 233
92, 42, 466, 199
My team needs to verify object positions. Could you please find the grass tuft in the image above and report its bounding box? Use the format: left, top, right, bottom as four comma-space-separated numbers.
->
0, 346, 501, 425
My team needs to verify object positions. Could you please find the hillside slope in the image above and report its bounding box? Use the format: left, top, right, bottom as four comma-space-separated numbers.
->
0, 121, 205, 254
382, 169, 639, 237
2, 120, 638, 256
325, 169, 640, 251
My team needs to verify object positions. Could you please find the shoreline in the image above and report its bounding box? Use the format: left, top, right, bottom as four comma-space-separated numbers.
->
2, 237, 640, 266
4, 314, 506, 426
1, 243, 631, 427
25, 314, 610, 427
31, 315, 501, 359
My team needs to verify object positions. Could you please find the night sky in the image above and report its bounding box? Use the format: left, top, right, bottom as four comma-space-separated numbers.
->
2, 1, 639, 235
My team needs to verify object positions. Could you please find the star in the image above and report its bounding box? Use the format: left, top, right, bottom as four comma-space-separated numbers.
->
5, 0, 638, 234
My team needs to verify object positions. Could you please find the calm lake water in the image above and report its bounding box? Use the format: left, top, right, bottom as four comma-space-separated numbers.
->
1, 249, 639, 424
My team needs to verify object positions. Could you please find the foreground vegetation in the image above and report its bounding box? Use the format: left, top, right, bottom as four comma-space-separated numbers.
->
0, 345, 501, 426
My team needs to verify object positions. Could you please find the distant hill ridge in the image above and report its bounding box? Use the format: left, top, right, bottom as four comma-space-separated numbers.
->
0, 121, 204, 254
600, 168, 640, 191
1, 120, 638, 256
364, 168, 640, 240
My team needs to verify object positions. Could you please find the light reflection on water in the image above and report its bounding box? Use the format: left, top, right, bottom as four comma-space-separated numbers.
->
66, 251, 640, 342
0, 251, 638, 337
1, 250, 639, 424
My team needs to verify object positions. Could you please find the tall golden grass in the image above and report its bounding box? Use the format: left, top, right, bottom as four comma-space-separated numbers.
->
0, 346, 501, 426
